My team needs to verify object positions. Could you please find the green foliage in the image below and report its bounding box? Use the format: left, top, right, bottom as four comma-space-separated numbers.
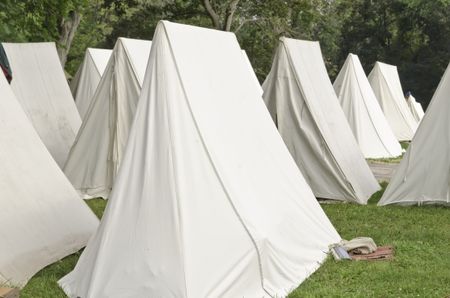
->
0, 0, 87, 42
0, 0, 449, 105
65, 0, 116, 74
335, 0, 450, 106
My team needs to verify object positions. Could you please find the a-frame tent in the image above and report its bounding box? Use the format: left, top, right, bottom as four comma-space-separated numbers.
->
70, 48, 112, 119
64, 38, 152, 199
59, 21, 340, 298
0, 72, 98, 287
334, 54, 402, 158
3, 42, 82, 168
242, 50, 263, 95
368, 62, 418, 141
262, 38, 380, 204
379, 63, 450, 206
406, 94, 425, 122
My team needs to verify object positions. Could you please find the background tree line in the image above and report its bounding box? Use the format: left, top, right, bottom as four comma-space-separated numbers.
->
1, 0, 449, 107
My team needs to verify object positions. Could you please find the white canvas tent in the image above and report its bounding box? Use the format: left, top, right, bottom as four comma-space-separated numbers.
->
262, 38, 380, 204
59, 21, 341, 298
64, 38, 152, 199
70, 48, 112, 119
0, 72, 98, 287
406, 94, 425, 122
3, 42, 81, 168
368, 62, 418, 141
333, 54, 402, 158
379, 63, 450, 206
242, 50, 263, 95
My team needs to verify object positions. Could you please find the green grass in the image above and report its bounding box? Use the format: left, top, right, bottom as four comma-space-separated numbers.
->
84, 197, 107, 219
20, 199, 107, 298
289, 183, 450, 297
367, 142, 410, 164
21, 192, 449, 297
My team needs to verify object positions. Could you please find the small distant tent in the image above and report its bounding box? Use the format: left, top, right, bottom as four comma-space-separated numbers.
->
3, 42, 81, 167
333, 54, 402, 158
70, 48, 112, 119
59, 21, 340, 298
379, 63, 450, 206
263, 38, 380, 204
368, 62, 418, 141
64, 38, 152, 199
0, 71, 98, 287
406, 94, 425, 122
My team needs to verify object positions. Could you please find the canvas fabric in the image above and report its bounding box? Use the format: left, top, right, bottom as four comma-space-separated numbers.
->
368, 62, 418, 141
263, 38, 379, 204
0, 72, 98, 287
242, 50, 262, 95
59, 21, 341, 298
334, 54, 402, 158
406, 95, 425, 122
70, 48, 112, 119
64, 38, 152, 199
3, 42, 81, 167
379, 63, 450, 206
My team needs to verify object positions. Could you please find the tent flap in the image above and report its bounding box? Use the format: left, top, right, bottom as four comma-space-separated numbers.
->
64, 38, 152, 199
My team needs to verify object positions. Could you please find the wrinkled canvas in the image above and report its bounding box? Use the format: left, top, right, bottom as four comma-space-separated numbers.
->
64, 38, 152, 199
263, 38, 379, 204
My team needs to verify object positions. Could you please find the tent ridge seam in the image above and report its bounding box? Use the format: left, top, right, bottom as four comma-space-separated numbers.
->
161, 22, 268, 296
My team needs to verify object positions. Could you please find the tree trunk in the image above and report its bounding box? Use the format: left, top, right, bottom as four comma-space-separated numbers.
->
57, 11, 81, 68
202, 0, 240, 31
224, 0, 240, 31
203, 0, 221, 29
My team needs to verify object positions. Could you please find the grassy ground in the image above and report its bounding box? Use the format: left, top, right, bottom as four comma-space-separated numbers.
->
290, 183, 450, 297
20, 199, 106, 298
21, 186, 449, 297
367, 141, 410, 164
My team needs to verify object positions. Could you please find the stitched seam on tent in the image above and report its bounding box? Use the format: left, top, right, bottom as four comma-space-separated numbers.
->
281, 39, 358, 202
161, 22, 270, 297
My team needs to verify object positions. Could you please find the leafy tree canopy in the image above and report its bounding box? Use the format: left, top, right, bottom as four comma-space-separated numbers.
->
1, 0, 449, 106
